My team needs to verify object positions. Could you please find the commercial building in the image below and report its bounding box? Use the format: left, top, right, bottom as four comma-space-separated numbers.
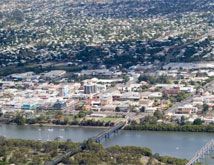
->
84, 83, 98, 94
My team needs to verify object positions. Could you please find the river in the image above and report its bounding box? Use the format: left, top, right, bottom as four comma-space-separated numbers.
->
0, 124, 213, 162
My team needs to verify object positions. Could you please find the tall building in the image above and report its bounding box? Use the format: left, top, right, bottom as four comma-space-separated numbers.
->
84, 83, 98, 94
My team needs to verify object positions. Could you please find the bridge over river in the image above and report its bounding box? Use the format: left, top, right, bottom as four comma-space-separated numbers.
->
45, 122, 214, 165
45, 121, 126, 165
186, 139, 214, 165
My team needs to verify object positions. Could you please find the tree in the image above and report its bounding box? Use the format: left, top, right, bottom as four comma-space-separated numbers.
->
176, 91, 189, 102
115, 107, 120, 112
141, 116, 157, 125
180, 116, 186, 126
77, 110, 91, 118
202, 104, 209, 113
140, 106, 145, 112
193, 118, 203, 125
84, 140, 103, 152
0, 146, 6, 157
14, 114, 26, 125
64, 117, 69, 125
0, 110, 3, 117
154, 110, 163, 120
123, 75, 130, 83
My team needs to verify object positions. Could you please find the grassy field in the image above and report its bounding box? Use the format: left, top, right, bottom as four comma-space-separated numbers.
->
86, 117, 123, 123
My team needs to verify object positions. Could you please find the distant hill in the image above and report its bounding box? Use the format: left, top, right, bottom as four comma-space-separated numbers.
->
0, 0, 213, 70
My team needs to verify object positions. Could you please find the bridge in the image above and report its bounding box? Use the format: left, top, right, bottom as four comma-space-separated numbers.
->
89, 121, 126, 143
45, 121, 126, 165
45, 149, 81, 165
186, 139, 214, 165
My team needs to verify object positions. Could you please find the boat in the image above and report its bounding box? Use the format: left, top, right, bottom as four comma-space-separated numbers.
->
48, 128, 53, 132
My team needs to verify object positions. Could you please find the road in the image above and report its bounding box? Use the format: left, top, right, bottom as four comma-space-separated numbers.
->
165, 95, 194, 114
166, 79, 214, 114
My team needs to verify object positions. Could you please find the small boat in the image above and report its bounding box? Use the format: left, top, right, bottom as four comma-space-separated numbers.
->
176, 147, 179, 150
48, 128, 53, 132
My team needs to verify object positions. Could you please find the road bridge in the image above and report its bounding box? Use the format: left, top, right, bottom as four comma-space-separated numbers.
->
46, 121, 126, 165
186, 139, 214, 165
89, 121, 126, 143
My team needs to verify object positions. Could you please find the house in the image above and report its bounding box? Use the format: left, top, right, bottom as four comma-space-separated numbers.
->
89, 114, 107, 118
148, 92, 162, 99
180, 86, 195, 93
52, 100, 66, 110
144, 107, 157, 113
163, 87, 180, 96
101, 105, 116, 111
21, 103, 38, 110
100, 94, 112, 106
120, 92, 140, 101
176, 104, 198, 114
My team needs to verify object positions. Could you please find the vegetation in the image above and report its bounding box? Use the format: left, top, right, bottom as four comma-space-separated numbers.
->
163, 91, 191, 102
76, 110, 92, 118
0, 137, 188, 165
193, 118, 204, 125
126, 115, 214, 132
202, 103, 209, 114
9, 111, 116, 127
1, 0, 213, 74
69, 140, 188, 165
0, 136, 79, 165
73, 119, 114, 127
138, 75, 171, 84
125, 123, 214, 132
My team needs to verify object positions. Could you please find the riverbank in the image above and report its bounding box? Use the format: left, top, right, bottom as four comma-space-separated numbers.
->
0, 137, 188, 165
0, 123, 108, 129
31, 123, 109, 129
124, 123, 214, 132
0, 116, 115, 128
2, 122, 214, 133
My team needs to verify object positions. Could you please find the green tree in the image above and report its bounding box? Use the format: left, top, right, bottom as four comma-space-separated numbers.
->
154, 110, 163, 120
115, 107, 120, 112
123, 75, 130, 83
202, 104, 209, 113
140, 106, 145, 112
14, 113, 26, 125
142, 116, 158, 124
180, 116, 186, 126
193, 118, 203, 125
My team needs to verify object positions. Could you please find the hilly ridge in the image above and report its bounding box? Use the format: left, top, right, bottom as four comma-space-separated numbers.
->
0, 0, 213, 71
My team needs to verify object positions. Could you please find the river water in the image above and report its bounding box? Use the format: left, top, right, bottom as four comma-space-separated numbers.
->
0, 124, 213, 162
